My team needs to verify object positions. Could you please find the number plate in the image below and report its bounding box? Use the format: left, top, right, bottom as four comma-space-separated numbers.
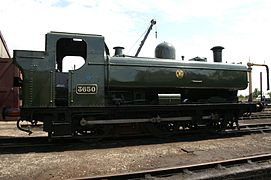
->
76, 84, 98, 94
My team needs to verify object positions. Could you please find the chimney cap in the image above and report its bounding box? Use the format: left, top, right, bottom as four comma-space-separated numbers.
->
113, 46, 124, 50
113, 46, 125, 57
211, 46, 224, 51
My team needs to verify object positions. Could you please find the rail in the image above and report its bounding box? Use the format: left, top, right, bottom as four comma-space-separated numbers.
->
74, 153, 271, 180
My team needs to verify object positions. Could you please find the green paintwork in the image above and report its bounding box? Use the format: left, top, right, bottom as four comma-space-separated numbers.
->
14, 31, 249, 109
13, 50, 54, 107
46, 32, 106, 107
108, 57, 248, 90
14, 32, 106, 108
68, 64, 105, 107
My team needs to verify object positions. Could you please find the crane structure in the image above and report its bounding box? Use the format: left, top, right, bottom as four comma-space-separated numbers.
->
135, 19, 156, 57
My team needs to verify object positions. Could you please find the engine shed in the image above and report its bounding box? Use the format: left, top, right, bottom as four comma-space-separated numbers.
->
0, 31, 20, 120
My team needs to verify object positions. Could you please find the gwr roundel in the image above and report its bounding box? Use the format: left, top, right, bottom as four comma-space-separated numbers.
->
176, 69, 184, 79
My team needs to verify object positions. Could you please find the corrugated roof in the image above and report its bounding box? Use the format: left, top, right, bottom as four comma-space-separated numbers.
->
0, 31, 11, 58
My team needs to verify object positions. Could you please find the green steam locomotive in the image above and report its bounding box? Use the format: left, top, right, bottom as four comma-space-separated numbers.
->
13, 32, 260, 139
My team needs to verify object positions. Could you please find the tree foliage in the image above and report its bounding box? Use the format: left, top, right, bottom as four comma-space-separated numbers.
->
252, 88, 261, 98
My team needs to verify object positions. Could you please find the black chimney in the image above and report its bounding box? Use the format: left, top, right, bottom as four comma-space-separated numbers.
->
211, 46, 224, 63
113, 46, 124, 57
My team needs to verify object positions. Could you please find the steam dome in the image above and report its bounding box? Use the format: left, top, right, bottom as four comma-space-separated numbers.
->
155, 42, 176, 59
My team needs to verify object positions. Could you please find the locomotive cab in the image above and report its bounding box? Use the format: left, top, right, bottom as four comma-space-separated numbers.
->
47, 32, 106, 108
54, 37, 87, 106
14, 32, 106, 109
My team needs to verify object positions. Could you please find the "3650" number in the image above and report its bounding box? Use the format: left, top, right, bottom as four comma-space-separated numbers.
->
76, 84, 98, 94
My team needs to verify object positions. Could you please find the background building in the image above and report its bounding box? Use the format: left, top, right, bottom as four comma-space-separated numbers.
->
0, 31, 20, 120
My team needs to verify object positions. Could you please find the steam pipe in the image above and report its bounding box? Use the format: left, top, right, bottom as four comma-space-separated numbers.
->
260, 72, 263, 101
247, 62, 269, 102
17, 119, 32, 135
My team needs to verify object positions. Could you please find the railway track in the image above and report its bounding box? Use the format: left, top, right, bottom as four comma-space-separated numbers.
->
239, 106, 271, 120
77, 153, 271, 180
0, 136, 68, 154
232, 122, 271, 133
1, 122, 271, 154
1, 114, 271, 179
240, 113, 271, 120
1, 108, 271, 153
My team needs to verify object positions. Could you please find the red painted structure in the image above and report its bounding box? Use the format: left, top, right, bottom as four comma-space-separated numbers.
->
0, 31, 20, 120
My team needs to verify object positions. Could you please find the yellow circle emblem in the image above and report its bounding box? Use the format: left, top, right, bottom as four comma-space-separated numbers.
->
176, 69, 184, 79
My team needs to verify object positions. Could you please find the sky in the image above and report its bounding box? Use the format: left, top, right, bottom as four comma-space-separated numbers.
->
1, 0, 271, 95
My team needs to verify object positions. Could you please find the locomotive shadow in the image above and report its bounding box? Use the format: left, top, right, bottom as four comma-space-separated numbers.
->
0, 130, 254, 155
